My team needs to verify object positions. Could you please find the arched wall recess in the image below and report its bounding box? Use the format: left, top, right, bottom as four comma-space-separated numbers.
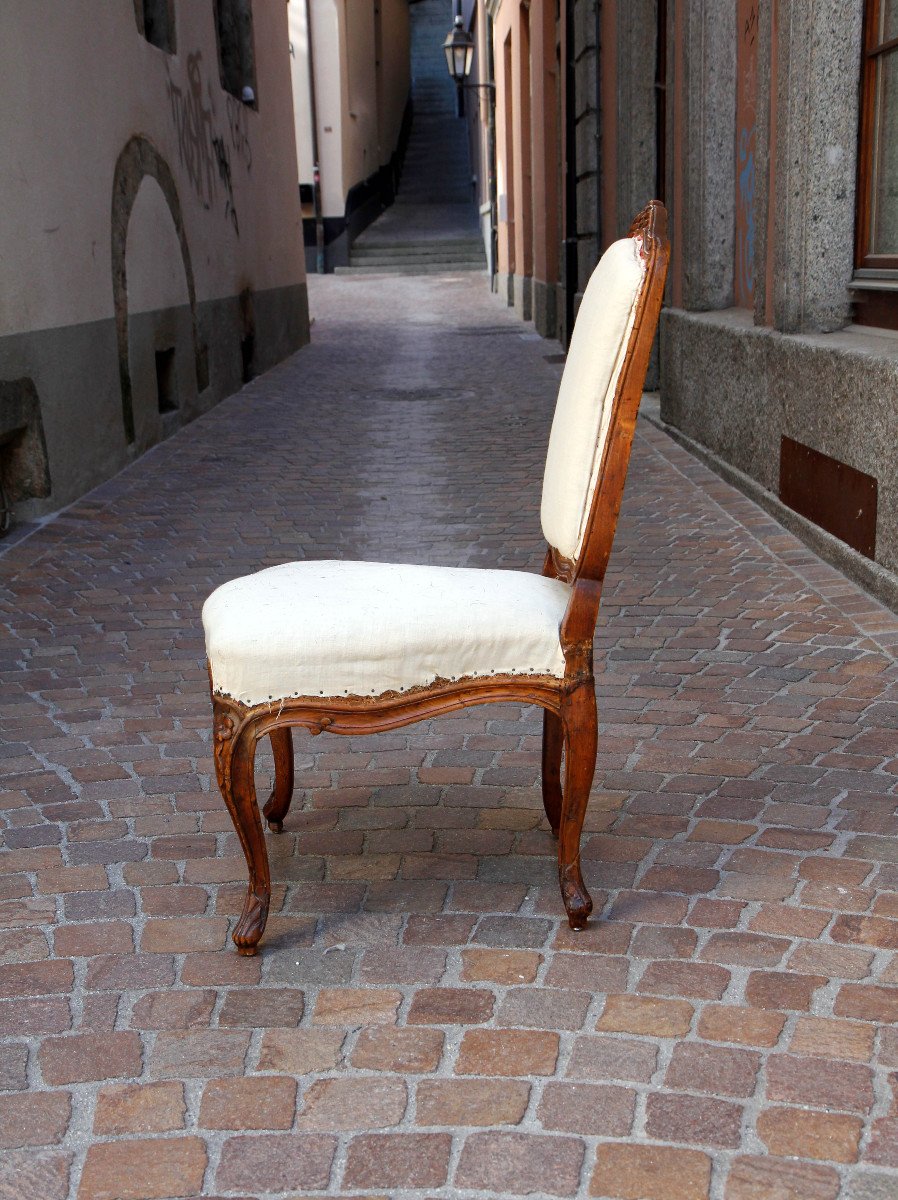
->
111, 135, 204, 443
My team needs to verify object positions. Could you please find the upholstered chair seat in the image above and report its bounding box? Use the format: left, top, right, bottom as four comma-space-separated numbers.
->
204, 560, 571, 705
203, 201, 670, 954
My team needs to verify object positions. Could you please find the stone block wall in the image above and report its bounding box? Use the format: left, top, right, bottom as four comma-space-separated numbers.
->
659, 0, 898, 601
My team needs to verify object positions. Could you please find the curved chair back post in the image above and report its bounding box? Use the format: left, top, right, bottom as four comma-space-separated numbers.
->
554, 201, 670, 661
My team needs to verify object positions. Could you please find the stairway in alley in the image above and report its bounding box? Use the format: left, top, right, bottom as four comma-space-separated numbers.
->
339, 0, 486, 276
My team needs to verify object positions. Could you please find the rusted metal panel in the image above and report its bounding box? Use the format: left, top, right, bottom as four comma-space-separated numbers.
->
779, 436, 878, 559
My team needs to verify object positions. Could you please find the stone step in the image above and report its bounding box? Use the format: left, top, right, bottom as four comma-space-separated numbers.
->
403, 146, 468, 157
355, 240, 487, 256
402, 160, 468, 171
403, 154, 468, 164
350, 253, 485, 268
401, 155, 468, 168
397, 194, 473, 204
335, 262, 486, 276
405, 135, 466, 146
400, 175, 467, 185
402, 162, 469, 173
397, 198, 472, 207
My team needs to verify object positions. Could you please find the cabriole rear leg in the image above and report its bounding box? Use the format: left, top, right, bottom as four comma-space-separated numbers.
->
262, 726, 294, 832
541, 708, 563, 835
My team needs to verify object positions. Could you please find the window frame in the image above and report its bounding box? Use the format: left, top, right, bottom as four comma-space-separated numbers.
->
213, 0, 258, 107
855, 0, 898, 272
854, 0, 898, 325
135, 0, 176, 55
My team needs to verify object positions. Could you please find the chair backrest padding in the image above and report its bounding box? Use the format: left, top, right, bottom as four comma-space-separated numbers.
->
540, 236, 647, 562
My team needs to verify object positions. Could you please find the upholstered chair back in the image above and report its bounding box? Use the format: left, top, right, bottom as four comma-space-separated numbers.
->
540, 235, 649, 564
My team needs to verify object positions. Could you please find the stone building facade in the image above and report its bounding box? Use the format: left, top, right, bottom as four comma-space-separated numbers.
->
659, 0, 898, 606
0, 1, 309, 528
465, 0, 898, 605
471, 0, 656, 344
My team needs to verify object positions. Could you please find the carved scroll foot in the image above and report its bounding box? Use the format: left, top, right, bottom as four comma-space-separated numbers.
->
233, 887, 270, 955
560, 861, 593, 930
213, 699, 271, 954
262, 726, 294, 833
541, 709, 563, 836
557, 681, 598, 931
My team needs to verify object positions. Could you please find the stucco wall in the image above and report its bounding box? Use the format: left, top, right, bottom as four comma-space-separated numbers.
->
126, 178, 192, 314
288, 0, 410, 222
378, 0, 412, 176
493, 0, 531, 314
1, 3, 303, 333
289, 0, 345, 218
0, 1, 308, 519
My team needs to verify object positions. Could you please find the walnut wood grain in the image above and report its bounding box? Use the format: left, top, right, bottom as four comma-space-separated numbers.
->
212, 696, 270, 955
541, 709, 564, 835
262, 726, 294, 832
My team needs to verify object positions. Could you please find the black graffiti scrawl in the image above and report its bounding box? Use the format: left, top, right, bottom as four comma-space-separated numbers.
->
211, 134, 238, 235
166, 51, 251, 236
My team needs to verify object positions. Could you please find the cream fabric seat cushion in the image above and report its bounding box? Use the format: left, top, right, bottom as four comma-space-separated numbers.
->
203, 560, 571, 706
541, 236, 647, 561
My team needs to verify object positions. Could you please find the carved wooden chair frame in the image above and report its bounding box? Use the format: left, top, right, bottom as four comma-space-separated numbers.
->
210, 202, 670, 954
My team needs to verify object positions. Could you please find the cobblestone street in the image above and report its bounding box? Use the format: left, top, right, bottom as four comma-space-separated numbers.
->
3, 270, 898, 1199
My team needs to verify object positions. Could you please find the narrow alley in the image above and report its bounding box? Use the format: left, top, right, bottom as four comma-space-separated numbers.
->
343, 0, 486, 275
2, 270, 898, 1199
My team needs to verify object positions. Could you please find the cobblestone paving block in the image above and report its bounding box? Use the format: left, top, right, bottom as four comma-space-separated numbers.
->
724, 1156, 841, 1200
2, 270, 898, 1197
0, 1149, 72, 1200
296, 1076, 407, 1130
417, 1077, 531, 1126
456, 1129, 585, 1195
591, 1142, 711, 1199
92, 1081, 186, 1134
0, 1090, 71, 1148
79, 1137, 207, 1200
350, 1025, 444, 1072
199, 1075, 297, 1130
343, 1132, 452, 1189
215, 1133, 335, 1193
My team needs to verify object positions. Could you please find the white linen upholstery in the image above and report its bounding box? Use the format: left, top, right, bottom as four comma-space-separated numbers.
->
203, 560, 571, 706
540, 236, 646, 561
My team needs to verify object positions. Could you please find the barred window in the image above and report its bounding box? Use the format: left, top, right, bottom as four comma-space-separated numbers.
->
214, 0, 257, 105
138, 0, 175, 53
854, 0, 898, 325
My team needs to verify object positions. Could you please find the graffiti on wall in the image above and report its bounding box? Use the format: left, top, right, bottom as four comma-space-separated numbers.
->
166, 51, 252, 236
225, 93, 253, 173
735, 0, 758, 307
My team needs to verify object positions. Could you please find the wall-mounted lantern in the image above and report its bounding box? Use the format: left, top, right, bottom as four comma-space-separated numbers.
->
443, 16, 474, 82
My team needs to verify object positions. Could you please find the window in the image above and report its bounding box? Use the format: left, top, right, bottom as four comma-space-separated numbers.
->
214, 0, 257, 104
155, 348, 178, 414
137, 0, 176, 54
854, 0, 898, 325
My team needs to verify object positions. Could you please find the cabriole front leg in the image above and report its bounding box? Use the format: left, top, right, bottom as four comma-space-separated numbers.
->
212, 703, 270, 955
558, 681, 598, 930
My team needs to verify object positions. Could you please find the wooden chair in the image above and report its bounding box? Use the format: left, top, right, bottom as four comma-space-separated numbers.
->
203, 201, 669, 954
